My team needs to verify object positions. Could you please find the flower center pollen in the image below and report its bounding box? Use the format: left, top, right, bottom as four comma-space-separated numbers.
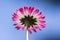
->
20, 15, 37, 29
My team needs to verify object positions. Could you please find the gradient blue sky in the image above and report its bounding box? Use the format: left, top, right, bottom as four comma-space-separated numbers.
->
0, 0, 60, 40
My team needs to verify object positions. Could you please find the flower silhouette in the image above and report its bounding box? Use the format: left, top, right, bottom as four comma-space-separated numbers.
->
12, 7, 45, 34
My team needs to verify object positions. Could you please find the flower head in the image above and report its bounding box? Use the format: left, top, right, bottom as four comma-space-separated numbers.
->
12, 7, 45, 34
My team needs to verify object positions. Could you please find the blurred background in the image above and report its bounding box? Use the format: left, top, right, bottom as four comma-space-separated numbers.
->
0, 0, 60, 40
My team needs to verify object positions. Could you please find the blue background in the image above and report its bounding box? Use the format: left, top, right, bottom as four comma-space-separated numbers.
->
0, 0, 60, 40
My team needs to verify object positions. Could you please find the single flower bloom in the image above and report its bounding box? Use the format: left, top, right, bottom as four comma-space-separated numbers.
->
12, 7, 45, 34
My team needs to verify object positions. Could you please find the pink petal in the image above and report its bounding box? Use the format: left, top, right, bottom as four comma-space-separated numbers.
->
12, 13, 18, 18
37, 18, 45, 22
22, 26, 26, 30
28, 7, 34, 14
33, 9, 39, 15
39, 12, 42, 15
40, 24, 46, 28
38, 16, 45, 19
32, 27, 36, 32
35, 12, 42, 17
15, 25, 21, 30
38, 23, 46, 28
24, 7, 28, 11
35, 12, 42, 16
40, 21, 45, 23
34, 26, 41, 31
12, 17, 17, 21
12, 13, 18, 21
38, 20, 45, 23
37, 20, 46, 28
13, 24, 17, 26
19, 8, 24, 14
28, 28, 32, 34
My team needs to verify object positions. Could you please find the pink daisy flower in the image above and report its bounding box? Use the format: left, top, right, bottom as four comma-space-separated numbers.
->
12, 7, 45, 34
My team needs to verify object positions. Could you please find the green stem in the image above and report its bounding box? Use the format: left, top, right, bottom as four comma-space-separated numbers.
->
26, 30, 28, 40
